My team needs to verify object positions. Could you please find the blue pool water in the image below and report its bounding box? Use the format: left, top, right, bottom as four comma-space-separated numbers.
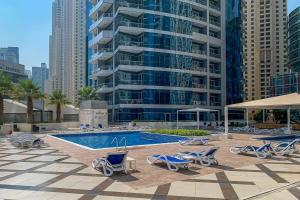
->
52, 131, 188, 149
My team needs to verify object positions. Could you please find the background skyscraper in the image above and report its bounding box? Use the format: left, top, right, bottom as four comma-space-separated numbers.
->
47, 0, 87, 105
32, 63, 49, 93
0, 47, 19, 64
226, 0, 244, 105
243, 0, 288, 100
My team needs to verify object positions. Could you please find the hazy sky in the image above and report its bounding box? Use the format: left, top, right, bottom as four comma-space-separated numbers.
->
0, 0, 299, 71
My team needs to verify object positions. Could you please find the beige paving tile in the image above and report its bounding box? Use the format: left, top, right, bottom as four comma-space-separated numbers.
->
23, 149, 55, 155
258, 189, 299, 200
77, 167, 101, 174
0, 161, 45, 170
1, 154, 37, 161
263, 164, 300, 172
0, 173, 58, 186
0, 171, 15, 178
0, 189, 34, 199
36, 163, 83, 173
0, 149, 26, 154
28, 155, 67, 162
93, 196, 151, 200
168, 181, 196, 197
61, 157, 81, 163
277, 173, 300, 183
105, 182, 157, 194
195, 182, 224, 198
49, 175, 106, 190
0, 161, 10, 165
232, 184, 262, 199
191, 173, 218, 180
21, 191, 83, 200
237, 165, 262, 170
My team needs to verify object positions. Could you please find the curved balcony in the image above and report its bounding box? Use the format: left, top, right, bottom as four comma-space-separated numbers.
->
89, 0, 113, 19
117, 41, 144, 54
89, 13, 113, 33
116, 21, 144, 35
96, 83, 113, 93
89, 30, 113, 48
89, 48, 113, 64
92, 65, 113, 78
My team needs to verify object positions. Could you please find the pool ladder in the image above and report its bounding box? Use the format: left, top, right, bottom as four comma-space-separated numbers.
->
111, 137, 127, 151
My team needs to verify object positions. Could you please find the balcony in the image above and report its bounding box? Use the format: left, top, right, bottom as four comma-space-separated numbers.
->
210, 85, 221, 90
117, 21, 144, 35
117, 2, 143, 17
193, 100, 207, 106
96, 83, 113, 93
209, 19, 221, 27
192, 82, 207, 89
189, 0, 207, 6
192, 49, 207, 56
209, 1, 221, 11
117, 41, 143, 54
92, 65, 113, 78
89, 0, 113, 19
89, 13, 113, 33
192, 13, 207, 22
117, 80, 143, 85
89, 30, 113, 48
191, 64, 207, 72
89, 48, 113, 64
119, 99, 143, 104
209, 51, 221, 59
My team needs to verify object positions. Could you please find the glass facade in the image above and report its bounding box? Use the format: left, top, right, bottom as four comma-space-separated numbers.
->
288, 6, 300, 72
89, 0, 225, 122
225, 0, 244, 105
269, 73, 300, 97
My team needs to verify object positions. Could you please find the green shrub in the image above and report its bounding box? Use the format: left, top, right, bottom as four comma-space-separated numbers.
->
149, 129, 209, 137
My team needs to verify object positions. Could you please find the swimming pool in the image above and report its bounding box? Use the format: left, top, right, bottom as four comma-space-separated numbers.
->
51, 131, 188, 150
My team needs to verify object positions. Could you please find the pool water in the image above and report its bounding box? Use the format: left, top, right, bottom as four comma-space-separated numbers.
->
52, 131, 188, 149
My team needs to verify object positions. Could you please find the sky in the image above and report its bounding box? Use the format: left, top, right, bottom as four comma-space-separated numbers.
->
0, 0, 299, 71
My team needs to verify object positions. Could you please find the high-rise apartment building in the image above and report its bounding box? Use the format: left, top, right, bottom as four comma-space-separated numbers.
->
48, 0, 87, 104
32, 63, 49, 93
226, 0, 244, 105
243, 0, 287, 100
0, 47, 19, 64
288, 6, 300, 72
89, 0, 226, 122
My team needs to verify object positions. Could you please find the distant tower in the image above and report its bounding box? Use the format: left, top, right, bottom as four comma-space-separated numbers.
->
48, 0, 87, 104
32, 63, 49, 93
243, 0, 288, 100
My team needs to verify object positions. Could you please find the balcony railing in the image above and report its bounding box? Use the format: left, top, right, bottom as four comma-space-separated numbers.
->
190, 0, 207, 6
93, 65, 113, 73
118, 60, 143, 66
89, 0, 113, 17
210, 85, 221, 90
209, 2, 221, 11
117, 80, 143, 85
192, 49, 207, 55
193, 100, 207, 106
96, 83, 113, 89
210, 52, 221, 58
117, 21, 143, 28
210, 19, 221, 27
191, 64, 207, 72
119, 99, 143, 104
192, 13, 207, 22
117, 1, 142, 9
192, 83, 207, 89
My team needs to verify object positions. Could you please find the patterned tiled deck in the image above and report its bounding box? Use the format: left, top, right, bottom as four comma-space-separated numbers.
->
0, 138, 299, 200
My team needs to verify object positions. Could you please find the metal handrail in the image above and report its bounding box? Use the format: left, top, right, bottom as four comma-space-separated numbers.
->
119, 137, 127, 151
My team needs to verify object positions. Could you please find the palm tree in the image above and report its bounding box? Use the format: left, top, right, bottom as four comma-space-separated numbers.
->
17, 80, 43, 124
78, 86, 98, 102
0, 72, 13, 125
48, 91, 70, 122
